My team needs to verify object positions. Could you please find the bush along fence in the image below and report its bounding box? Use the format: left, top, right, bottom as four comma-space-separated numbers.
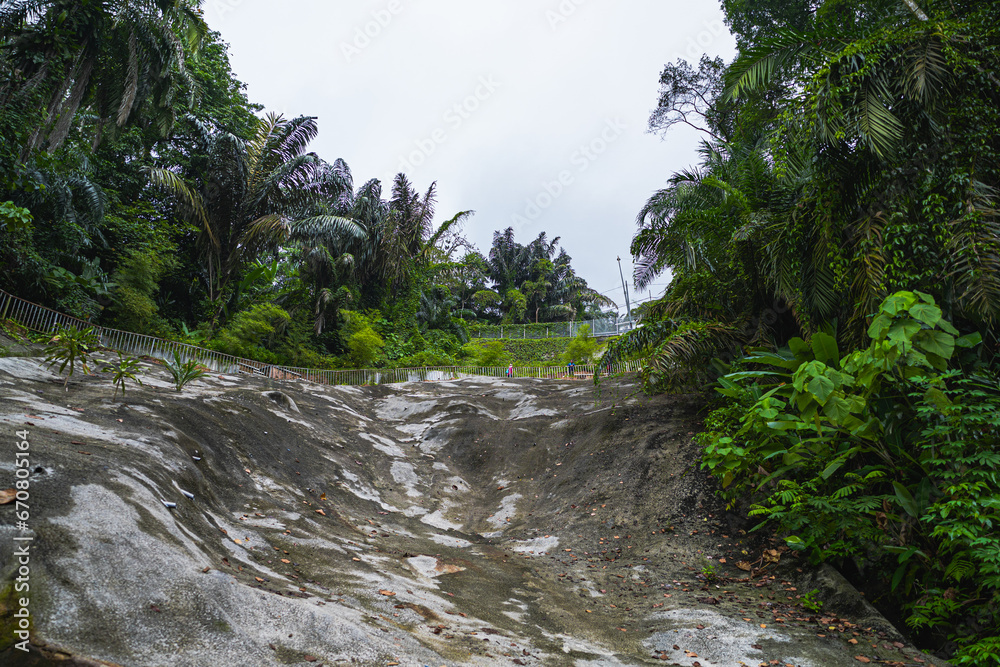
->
0, 289, 641, 387
468, 317, 635, 340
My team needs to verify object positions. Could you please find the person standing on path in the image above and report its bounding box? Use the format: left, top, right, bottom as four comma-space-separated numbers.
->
507, 363, 514, 378
568, 360, 575, 377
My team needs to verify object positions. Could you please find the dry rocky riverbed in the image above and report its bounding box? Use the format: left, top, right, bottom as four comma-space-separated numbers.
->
0, 344, 948, 666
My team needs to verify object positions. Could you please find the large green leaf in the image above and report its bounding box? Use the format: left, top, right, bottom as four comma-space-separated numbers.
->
914, 329, 955, 360
867, 313, 893, 340
955, 332, 983, 349
887, 320, 921, 345
806, 375, 836, 404
788, 337, 812, 361
810, 332, 839, 366
744, 351, 801, 370
823, 395, 855, 424
893, 481, 920, 519
908, 302, 942, 327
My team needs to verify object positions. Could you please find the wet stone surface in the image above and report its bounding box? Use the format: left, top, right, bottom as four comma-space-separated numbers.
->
0, 347, 949, 666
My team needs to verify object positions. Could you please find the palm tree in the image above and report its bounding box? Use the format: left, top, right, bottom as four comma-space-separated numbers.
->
724, 3, 1000, 330
0, 0, 207, 156
149, 113, 365, 321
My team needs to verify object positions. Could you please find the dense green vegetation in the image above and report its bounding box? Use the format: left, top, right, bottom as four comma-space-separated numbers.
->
0, 1, 614, 371
601, 0, 1000, 661
4, 0, 997, 661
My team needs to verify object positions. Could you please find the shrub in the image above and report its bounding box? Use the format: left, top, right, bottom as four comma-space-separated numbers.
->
563, 324, 602, 363
461, 340, 508, 366
106, 250, 177, 335
208, 303, 291, 363
347, 326, 385, 368
699, 291, 999, 660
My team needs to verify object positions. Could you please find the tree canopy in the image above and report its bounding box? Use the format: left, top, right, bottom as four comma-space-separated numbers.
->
605, 1, 1000, 660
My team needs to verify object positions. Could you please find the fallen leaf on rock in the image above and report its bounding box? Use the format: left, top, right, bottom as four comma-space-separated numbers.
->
379, 590, 396, 596
78, 451, 91, 455
352, 557, 361, 562
718, 558, 726, 564
304, 657, 318, 663
201, 567, 210, 573
320, 493, 326, 500
855, 657, 871, 664
255, 577, 264, 582
280, 559, 290, 564
315, 509, 326, 516
737, 561, 752, 571
849, 638, 858, 645
0, 489, 15, 505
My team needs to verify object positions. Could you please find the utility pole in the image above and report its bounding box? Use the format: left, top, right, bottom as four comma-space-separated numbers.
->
616, 256, 633, 328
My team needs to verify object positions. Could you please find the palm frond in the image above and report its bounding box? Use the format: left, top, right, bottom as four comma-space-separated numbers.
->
724, 28, 818, 101
147, 167, 213, 246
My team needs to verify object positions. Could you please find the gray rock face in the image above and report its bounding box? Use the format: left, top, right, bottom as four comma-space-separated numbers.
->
0, 353, 947, 666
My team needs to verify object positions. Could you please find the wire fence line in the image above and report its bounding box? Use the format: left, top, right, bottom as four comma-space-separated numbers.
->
0, 289, 642, 387
469, 318, 635, 340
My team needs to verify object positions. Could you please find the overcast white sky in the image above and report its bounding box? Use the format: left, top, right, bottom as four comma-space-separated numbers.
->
206, 0, 735, 312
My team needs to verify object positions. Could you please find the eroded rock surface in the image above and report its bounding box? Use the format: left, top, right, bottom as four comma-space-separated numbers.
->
0, 352, 946, 666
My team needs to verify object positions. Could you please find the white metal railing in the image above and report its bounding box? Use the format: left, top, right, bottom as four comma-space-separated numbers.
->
0, 289, 641, 387
469, 317, 636, 340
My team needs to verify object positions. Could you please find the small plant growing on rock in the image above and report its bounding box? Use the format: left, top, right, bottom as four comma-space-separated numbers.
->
801, 589, 824, 613
164, 351, 209, 392
103, 352, 143, 400
44, 325, 100, 389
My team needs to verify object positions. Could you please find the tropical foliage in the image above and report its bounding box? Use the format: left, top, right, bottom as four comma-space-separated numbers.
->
0, 0, 609, 374
615, 0, 1000, 660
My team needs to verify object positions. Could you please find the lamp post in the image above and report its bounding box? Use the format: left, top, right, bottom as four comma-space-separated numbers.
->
617, 256, 633, 329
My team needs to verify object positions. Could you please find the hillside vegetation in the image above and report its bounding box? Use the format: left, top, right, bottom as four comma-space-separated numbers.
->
598, 1, 1000, 662
0, 2, 615, 371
